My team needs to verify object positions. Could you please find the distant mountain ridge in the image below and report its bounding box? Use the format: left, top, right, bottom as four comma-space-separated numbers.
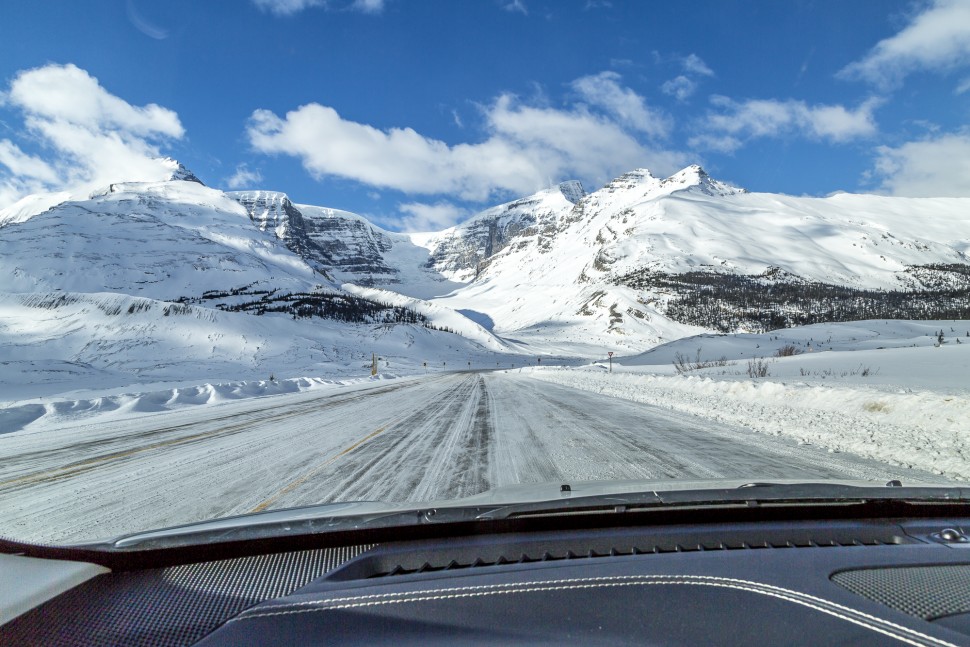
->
2, 161, 968, 363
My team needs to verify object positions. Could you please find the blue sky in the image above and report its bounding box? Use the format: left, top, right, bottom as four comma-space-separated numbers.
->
1, 0, 969, 231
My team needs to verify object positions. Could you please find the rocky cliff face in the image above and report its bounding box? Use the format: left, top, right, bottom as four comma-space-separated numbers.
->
297, 205, 399, 285
228, 191, 336, 279
420, 181, 586, 282
228, 192, 432, 287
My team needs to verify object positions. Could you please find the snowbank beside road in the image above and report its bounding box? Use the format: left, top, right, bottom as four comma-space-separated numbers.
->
0, 374, 407, 435
529, 362, 970, 481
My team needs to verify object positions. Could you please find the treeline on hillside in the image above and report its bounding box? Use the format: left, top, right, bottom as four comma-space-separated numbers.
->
180, 287, 455, 330
616, 265, 970, 333
223, 292, 427, 325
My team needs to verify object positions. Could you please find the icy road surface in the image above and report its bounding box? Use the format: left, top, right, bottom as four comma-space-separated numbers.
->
0, 372, 940, 544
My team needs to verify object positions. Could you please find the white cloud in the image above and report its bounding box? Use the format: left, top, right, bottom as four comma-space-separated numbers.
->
349, 0, 384, 13
660, 75, 697, 102
397, 202, 469, 232
839, 0, 970, 88
570, 71, 671, 137
503, 0, 527, 15
7, 64, 183, 139
0, 140, 60, 184
0, 63, 185, 207
247, 73, 685, 202
682, 54, 714, 77
252, 0, 324, 15
870, 132, 970, 197
224, 164, 264, 189
957, 77, 970, 94
690, 96, 880, 153
252, 0, 383, 15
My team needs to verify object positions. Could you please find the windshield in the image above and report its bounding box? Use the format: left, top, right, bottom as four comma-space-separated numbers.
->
0, 0, 968, 547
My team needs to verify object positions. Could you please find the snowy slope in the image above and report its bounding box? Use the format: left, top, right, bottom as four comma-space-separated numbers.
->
0, 180, 329, 300
0, 289, 519, 403
341, 284, 513, 352
3, 160, 970, 402
0, 157, 201, 227
416, 181, 587, 283
0, 171, 521, 403
427, 166, 970, 354
297, 203, 465, 299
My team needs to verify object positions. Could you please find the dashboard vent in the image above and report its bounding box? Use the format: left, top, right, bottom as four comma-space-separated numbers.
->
371, 537, 900, 578
320, 525, 912, 581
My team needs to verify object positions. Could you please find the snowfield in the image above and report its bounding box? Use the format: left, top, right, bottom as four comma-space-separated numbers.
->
529, 320, 970, 481
0, 373, 412, 436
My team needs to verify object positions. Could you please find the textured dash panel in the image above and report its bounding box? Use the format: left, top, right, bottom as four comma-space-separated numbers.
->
832, 564, 970, 620
0, 545, 372, 647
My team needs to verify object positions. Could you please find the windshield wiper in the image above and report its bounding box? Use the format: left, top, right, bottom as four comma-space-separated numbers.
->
97, 482, 970, 551
476, 482, 970, 520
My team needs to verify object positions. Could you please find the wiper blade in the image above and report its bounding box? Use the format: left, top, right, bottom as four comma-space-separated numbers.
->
100, 482, 970, 550
477, 483, 970, 520
476, 491, 665, 520
107, 501, 503, 550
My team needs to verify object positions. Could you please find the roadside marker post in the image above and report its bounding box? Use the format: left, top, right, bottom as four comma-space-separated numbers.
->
608, 351, 613, 373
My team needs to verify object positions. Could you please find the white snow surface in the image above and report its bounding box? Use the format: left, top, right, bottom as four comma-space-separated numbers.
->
426, 167, 970, 356
0, 180, 327, 299
0, 371, 943, 543
0, 290, 524, 407
0, 373, 409, 437
530, 319, 970, 481
341, 284, 512, 351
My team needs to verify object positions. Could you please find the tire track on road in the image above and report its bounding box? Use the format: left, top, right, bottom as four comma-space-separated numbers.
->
0, 378, 436, 492
304, 375, 481, 503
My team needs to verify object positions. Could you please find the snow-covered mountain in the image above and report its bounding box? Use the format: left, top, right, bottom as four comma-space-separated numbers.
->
417, 180, 587, 283
0, 172, 522, 398
1, 180, 328, 299
403, 164, 968, 353
2, 160, 968, 399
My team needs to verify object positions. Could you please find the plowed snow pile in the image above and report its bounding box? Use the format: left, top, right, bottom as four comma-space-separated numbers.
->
530, 320, 970, 481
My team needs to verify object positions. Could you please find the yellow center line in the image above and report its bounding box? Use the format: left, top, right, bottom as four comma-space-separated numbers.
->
249, 425, 387, 513
0, 425, 254, 489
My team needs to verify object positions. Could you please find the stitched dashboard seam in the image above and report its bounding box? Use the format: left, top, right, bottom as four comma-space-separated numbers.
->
230, 574, 958, 647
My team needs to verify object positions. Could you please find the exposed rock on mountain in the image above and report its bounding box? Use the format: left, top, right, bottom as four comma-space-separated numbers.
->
2, 161, 969, 364
420, 181, 586, 282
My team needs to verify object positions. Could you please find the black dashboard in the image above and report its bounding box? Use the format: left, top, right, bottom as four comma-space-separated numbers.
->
5, 516, 970, 645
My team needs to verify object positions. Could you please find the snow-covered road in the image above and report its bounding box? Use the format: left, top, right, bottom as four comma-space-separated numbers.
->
0, 372, 940, 544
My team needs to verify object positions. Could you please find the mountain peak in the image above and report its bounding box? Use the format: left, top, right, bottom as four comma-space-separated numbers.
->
603, 168, 662, 193
663, 165, 745, 197
157, 157, 204, 185
557, 180, 585, 204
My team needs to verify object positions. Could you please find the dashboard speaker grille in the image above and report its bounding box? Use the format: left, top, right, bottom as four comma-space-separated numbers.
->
0, 545, 372, 647
832, 565, 970, 620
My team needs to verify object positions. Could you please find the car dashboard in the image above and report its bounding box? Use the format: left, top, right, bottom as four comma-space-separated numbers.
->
4, 515, 970, 645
